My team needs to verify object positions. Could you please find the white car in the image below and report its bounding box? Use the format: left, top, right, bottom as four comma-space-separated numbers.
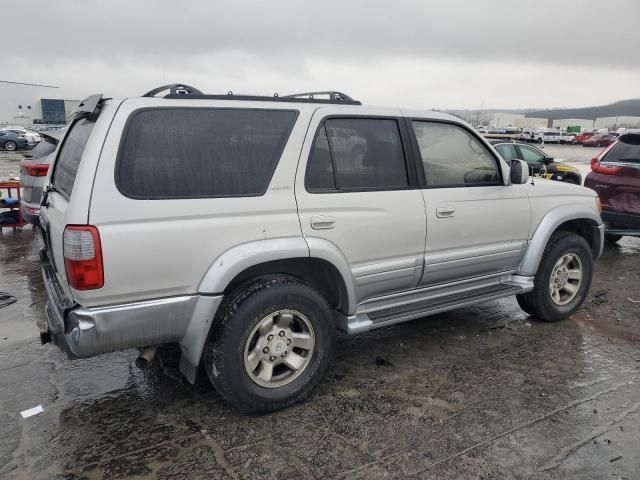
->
39, 84, 604, 412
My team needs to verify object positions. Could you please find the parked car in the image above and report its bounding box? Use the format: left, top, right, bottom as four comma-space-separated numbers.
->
1, 127, 41, 147
491, 141, 582, 184
584, 133, 640, 243
583, 133, 616, 148
0, 130, 30, 151
574, 132, 596, 144
558, 132, 575, 144
39, 84, 603, 413
20, 130, 64, 225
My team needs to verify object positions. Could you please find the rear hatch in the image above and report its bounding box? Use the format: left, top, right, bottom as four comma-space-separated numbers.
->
588, 134, 640, 220
40, 95, 119, 302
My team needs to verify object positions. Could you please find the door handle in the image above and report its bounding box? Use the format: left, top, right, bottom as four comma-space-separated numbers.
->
311, 215, 335, 230
436, 207, 455, 218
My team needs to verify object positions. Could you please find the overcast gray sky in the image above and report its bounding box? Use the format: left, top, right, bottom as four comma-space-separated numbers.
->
4, 0, 639, 110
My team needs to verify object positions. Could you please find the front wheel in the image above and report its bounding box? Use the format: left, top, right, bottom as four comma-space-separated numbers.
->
204, 275, 336, 413
516, 231, 593, 322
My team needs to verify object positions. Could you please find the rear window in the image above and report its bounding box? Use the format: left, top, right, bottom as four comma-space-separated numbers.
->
116, 108, 297, 199
26, 136, 58, 159
52, 117, 96, 197
603, 134, 640, 164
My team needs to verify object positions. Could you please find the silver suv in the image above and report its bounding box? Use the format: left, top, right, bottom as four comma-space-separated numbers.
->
39, 84, 604, 412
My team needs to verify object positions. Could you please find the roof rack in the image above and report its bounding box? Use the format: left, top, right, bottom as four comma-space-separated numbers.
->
142, 83, 361, 105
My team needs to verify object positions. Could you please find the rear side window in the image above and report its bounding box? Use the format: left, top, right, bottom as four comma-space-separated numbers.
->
603, 135, 640, 164
306, 118, 409, 191
117, 108, 297, 199
52, 117, 96, 197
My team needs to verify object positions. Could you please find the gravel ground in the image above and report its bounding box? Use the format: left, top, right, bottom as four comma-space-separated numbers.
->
0, 147, 639, 479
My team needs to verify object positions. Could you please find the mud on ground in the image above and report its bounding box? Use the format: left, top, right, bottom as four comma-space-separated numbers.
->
0, 227, 639, 479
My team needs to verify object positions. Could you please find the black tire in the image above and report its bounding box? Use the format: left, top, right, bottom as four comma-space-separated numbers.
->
3, 141, 16, 151
203, 275, 335, 413
537, 137, 543, 144
605, 234, 622, 245
516, 231, 593, 322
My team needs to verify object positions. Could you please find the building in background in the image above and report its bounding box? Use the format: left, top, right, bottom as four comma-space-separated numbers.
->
594, 116, 640, 130
0, 80, 78, 126
513, 117, 547, 129
552, 118, 594, 130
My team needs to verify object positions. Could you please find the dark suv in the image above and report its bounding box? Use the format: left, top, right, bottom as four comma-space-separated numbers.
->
584, 134, 640, 243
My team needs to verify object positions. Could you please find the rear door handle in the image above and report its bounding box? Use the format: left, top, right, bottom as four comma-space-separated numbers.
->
311, 215, 335, 230
436, 207, 455, 218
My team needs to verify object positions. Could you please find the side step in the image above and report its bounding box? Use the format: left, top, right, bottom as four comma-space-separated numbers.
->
345, 283, 523, 334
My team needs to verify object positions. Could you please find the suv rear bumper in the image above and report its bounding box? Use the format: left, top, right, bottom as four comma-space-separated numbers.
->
40, 249, 222, 382
602, 211, 640, 236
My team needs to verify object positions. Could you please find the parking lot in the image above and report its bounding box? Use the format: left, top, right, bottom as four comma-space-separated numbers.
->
1, 146, 639, 479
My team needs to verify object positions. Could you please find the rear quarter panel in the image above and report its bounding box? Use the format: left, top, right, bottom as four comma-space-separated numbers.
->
84, 99, 313, 307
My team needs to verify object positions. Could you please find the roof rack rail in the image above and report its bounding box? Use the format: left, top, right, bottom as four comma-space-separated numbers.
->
142, 84, 204, 97
141, 83, 362, 105
282, 91, 356, 102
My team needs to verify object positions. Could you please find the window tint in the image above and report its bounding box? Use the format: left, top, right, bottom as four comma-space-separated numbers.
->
495, 143, 518, 162
412, 121, 499, 187
117, 108, 297, 199
52, 116, 96, 197
306, 118, 408, 191
519, 145, 545, 163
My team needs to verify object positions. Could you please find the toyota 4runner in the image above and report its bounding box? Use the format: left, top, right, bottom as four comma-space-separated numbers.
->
39, 84, 604, 412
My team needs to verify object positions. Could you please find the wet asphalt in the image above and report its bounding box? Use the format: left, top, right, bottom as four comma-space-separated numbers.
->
1, 149, 640, 479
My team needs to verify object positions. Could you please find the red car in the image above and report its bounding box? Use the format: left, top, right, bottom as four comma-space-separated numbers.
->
584, 133, 640, 243
583, 133, 617, 148
574, 131, 596, 144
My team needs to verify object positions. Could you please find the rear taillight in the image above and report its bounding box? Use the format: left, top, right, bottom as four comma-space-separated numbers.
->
63, 225, 104, 290
20, 162, 49, 177
591, 157, 622, 175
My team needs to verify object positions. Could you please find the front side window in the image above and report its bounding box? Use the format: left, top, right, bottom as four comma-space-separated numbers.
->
412, 121, 500, 187
306, 118, 409, 191
117, 108, 297, 199
518, 145, 545, 163
52, 116, 96, 197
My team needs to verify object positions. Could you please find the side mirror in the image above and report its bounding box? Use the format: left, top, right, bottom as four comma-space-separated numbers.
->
543, 157, 553, 165
510, 159, 529, 184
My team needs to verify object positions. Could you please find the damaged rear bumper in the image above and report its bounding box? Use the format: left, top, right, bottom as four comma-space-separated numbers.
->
40, 249, 222, 383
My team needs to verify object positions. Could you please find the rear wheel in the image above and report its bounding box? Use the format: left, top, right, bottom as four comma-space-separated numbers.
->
516, 231, 593, 322
3, 141, 16, 151
204, 275, 335, 413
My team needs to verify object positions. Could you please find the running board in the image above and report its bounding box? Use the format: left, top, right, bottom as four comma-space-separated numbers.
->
343, 282, 526, 334
606, 229, 640, 237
